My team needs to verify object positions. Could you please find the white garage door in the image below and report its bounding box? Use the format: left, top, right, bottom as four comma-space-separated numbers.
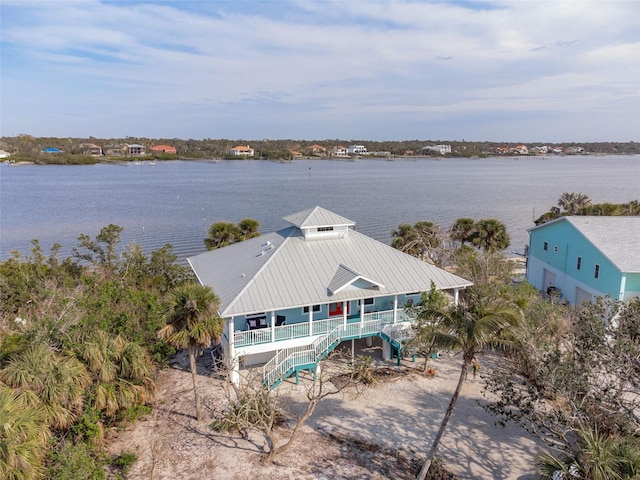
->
575, 287, 592, 305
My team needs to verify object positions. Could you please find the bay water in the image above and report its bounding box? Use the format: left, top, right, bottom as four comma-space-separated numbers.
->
1, 156, 639, 262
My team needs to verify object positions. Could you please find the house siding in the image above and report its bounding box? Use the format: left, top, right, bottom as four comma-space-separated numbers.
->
528, 219, 627, 303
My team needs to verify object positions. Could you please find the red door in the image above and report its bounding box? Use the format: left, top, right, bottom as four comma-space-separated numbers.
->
329, 302, 349, 317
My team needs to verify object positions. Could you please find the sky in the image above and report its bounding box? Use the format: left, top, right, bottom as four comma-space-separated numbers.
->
1, 0, 639, 142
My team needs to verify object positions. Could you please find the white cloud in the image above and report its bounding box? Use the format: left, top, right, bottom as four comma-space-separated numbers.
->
1, 0, 638, 141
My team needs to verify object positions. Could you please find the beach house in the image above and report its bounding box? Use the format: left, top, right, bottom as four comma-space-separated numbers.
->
526, 216, 640, 304
188, 207, 472, 386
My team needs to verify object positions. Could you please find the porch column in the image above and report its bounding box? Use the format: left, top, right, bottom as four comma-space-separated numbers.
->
271, 311, 275, 342
453, 288, 460, 306
360, 299, 364, 327
393, 295, 398, 323
342, 301, 347, 330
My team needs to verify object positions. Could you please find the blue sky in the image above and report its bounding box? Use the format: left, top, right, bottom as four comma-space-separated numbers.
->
1, 0, 638, 142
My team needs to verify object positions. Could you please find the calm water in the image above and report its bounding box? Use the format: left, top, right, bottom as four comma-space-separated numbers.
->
1, 156, 639, 261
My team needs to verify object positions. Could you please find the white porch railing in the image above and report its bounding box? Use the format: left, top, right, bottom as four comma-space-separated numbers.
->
234, 308, 412, 349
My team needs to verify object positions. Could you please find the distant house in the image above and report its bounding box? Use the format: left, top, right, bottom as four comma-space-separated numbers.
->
565, 146, 585, 154
306, 144, 326, 156
526, 216, 640, 304
151, 145, 177, 154
229, 145, 254, 157
347, 145, 368, 156
79, 143, 103, 156
421, 145, 451, 155
0, 150, 11, 158
103, 145, 125, 157
330, 146, 349, 157
289, 150, 303, 158
126, 144, 146, 156
514, 145, 529, 155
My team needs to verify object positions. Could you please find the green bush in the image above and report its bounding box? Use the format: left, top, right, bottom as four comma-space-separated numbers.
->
110, 451, 138, 477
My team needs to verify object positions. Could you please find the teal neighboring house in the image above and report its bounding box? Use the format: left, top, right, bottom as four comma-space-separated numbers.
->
526, 216, 640, 304
188, 206, 471, 386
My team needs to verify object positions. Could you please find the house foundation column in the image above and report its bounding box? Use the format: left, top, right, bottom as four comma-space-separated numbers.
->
228, 318, 240, 385
453, 288, 460, 306
382, 340, 391, 360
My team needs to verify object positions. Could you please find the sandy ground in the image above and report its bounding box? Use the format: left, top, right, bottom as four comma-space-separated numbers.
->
106, 339, 543, 479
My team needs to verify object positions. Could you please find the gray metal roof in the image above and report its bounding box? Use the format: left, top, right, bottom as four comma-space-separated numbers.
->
565, 216, 640, 272
283, 206, 355, 229
189, 207, 473, 317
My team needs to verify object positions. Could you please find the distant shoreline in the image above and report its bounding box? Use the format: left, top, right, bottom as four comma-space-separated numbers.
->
4, 153, 638, 167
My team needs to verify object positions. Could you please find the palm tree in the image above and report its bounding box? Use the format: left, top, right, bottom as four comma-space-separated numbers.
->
392, 221, 441, 263
0, 343, 91, 430
0, 386, 50, 480
237, 218, 260, 241
449, 218, 476, 247
158, 283, 224, 421
204, 222, 240, 250
471, 218, 510, 253
80, 330, 155, 418
392, 223, 419, 256
558, 192, 592, 215
416, 297, 522, 480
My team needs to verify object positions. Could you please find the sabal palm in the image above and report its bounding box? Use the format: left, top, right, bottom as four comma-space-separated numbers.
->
392, 224, 420, 256
416, 298, 522, 480
0, 343, 91, 430
450, 218, 475, 246
471, 218, 511, 253
0, 386, 50, 480
158, 283, 224, 421
392, 221, 440, 262
80, 330, 155, 418
204, 222, 240, 250
238, 218, 260, 241
558, 191, 592, 215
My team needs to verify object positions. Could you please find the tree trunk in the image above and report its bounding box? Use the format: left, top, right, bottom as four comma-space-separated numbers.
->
189, 346, 202, 421
265, 397, 319, 463
416, 360, 469, 480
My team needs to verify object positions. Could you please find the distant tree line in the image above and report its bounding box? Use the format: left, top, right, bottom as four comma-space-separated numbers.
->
2, 134, 639, 164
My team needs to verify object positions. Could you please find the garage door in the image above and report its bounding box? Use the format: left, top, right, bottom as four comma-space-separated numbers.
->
575, 287, 592, 305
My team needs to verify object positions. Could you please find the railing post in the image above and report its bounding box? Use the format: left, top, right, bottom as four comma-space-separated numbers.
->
309, 307, 313, 336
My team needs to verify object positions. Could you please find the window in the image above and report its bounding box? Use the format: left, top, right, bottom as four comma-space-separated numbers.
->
594, 264, 600, 279
576, 257, 582, 270
543, 241, 549, 251
357, 298, 374, 306
302, 305, 321, 314
318, 226, 334, 232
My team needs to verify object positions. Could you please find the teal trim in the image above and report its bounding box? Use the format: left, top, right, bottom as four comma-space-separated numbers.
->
264, 328, 407, 389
